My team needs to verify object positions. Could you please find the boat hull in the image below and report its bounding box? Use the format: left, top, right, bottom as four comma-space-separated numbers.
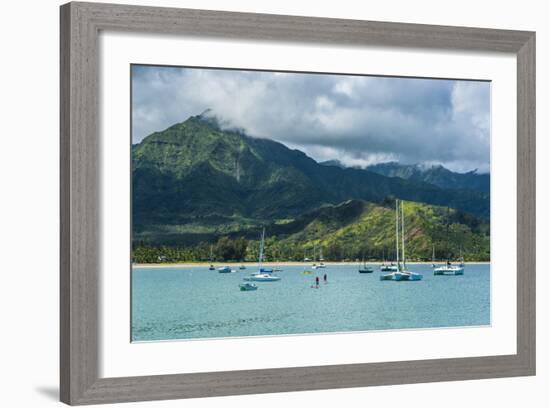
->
244, 274, 281, 282
380, 271, 423, 281
433, 266, 464, 275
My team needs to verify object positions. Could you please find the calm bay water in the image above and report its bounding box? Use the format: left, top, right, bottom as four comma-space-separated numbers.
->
131, 264, 490, 342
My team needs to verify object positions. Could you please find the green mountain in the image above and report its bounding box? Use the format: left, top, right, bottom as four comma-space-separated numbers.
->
247, 199, 489, 262
365, 162, 490, 194
132, 199, 489, 263
132, 112, 490, 248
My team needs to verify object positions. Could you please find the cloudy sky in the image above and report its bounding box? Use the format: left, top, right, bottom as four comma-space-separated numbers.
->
132, 65, 490, 173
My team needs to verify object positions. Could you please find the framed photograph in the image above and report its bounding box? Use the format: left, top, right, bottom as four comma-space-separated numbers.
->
60, 2, 535, 405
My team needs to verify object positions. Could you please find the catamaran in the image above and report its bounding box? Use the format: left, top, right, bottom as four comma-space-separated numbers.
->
380, 200, 422, 281
244, 228, 281, 282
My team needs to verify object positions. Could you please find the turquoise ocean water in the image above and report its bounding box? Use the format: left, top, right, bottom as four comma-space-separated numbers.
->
131, 264, 490, 342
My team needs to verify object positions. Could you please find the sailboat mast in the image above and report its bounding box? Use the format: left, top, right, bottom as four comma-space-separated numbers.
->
401, 200, 406, 270
395, 199, 400, 270
446, 206, 450, 261
259, 228, 265, 270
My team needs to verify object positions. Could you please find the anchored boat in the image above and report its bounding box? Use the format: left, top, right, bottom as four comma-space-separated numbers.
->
244, 228, 281, 282
380, 249, 398, 271
432, 210, 466, 276
208, 246, 215, 270
239, 282, 258, 291
217, 266, 233, 273
380, 200, 422, 282
380, 263, 398, 272
358, 258, 374, 273
433, 263, 464, 275
311, 245, 326, 269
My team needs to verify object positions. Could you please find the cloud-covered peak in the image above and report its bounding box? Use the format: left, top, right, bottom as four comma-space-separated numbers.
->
132, 65, 490, 173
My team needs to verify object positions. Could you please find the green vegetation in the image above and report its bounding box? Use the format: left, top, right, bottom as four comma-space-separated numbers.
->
133, 236, 248, 263
131, 112, 490, 264
132, 200, 489, 263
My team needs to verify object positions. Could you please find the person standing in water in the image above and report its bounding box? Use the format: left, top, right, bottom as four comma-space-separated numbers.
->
315, 276, 320, 288
323, 273, 327, 283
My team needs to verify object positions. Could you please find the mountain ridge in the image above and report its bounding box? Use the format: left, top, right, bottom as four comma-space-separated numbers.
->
132, 112, 490, 247
365, 161, 490, 193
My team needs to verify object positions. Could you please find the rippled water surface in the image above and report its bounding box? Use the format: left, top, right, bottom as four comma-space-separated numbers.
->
131, 264, 490, 341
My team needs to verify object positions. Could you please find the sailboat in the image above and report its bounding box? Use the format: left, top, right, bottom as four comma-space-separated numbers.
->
311, 245, 326, 269
433, 262, 464, 275
317, 247, 326, 269
244, 228, 281, 282
433, 210, 465, 276
208, 245, 215, 270
303, 248, 311, 263
358, 230, 373, 273
358, 257, 374, 273
302, 248, 313, 275
380, 200, 422, 281
380, 248, 398, 272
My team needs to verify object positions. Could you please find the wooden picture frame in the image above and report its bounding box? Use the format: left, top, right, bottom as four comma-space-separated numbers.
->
60, 2, 535, 405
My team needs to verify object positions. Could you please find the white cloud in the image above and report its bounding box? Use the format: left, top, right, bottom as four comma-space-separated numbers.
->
132, 66, 490, 173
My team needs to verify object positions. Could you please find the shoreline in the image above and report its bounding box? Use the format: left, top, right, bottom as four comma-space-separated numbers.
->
133, 261, 490, 269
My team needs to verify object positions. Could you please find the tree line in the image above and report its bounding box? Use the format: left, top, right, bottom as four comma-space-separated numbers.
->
132, 232, 489, 264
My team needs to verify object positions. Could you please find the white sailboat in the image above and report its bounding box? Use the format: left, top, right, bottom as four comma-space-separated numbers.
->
433, 262, 464, 275
380, 200, 422, 281
380, 248, 398, 272
302, 248, 313, 275
313, 246, 326, 269
433, 213, 465, 276
244, 228, 281, 282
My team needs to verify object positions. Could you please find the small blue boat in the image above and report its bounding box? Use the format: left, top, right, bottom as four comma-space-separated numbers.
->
239, 282, 258, 291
